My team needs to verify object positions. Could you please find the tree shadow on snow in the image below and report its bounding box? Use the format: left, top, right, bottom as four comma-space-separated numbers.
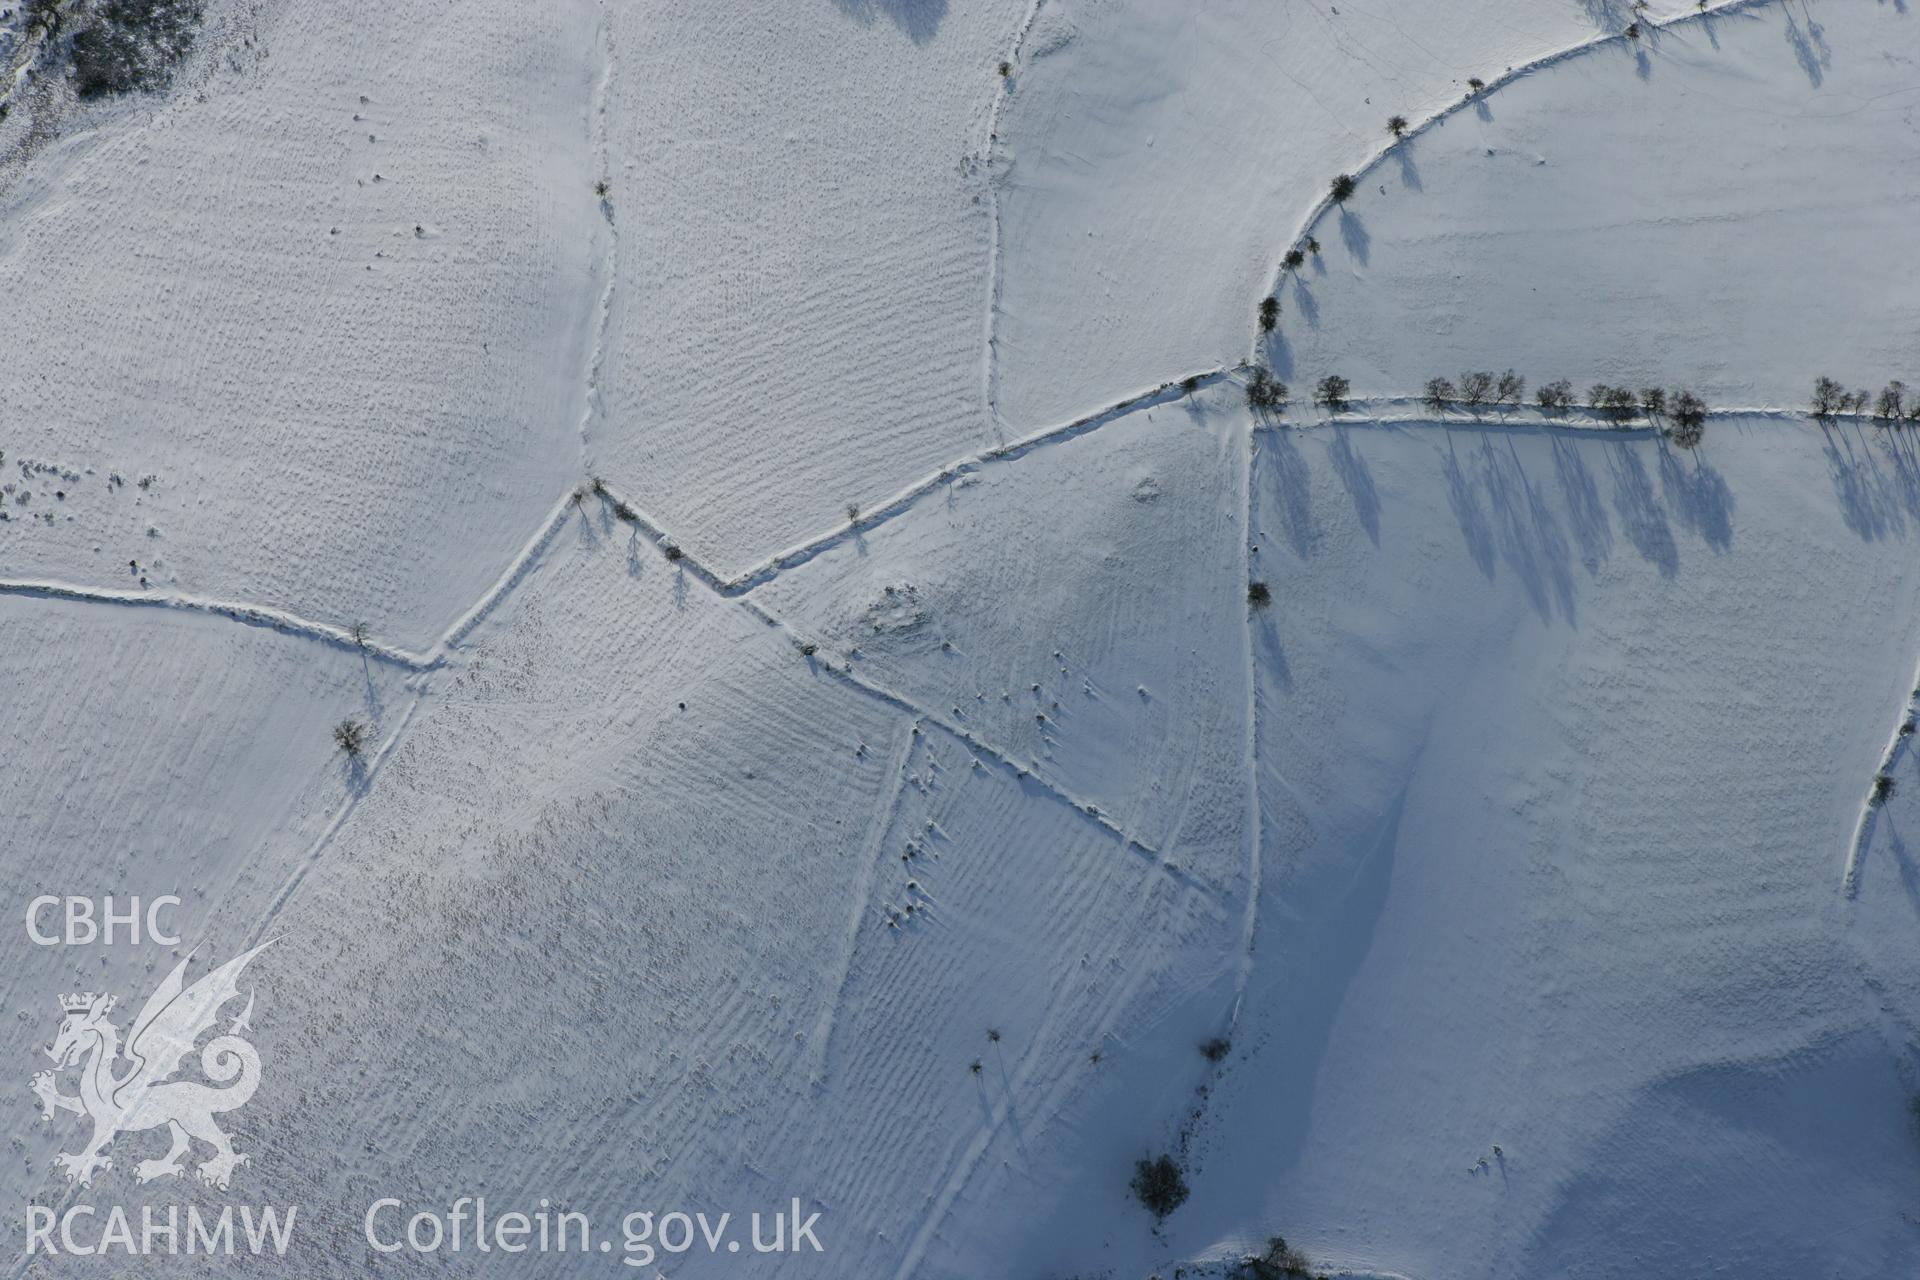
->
1479, 437, 1576, 624
1337, 209, 1370, 267
1264, 327, 1296, 381
831, 0, 947, 44
1395, 145, 1422, 193
342, 750, 372, 796
1577, 0, 1632, 29
1327, 429, 1379, 546
1696, 2, 1771, 53
1442, 435, 1497, 581
571, 501, 603, 553
1607, 443, 1679, 578
1882, 819, 1920, 920
1783, 8, 1828, 87
1552, 435, 1612, 572
1263, 428, 1319, 559
1821, 420, 1920, 543
1290, 277, 1320, 330
359, 652, 386, 722
1657, 444, 1734, 552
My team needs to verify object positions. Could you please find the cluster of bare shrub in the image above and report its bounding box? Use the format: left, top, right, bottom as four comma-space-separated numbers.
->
1423, 370, 1526, 412
1243, 368, 1920, 451
1423, 371, 1708, 448
1241, 369, 1354, 418
1812, 377, 1918, 425
1245, 367, 1289, 416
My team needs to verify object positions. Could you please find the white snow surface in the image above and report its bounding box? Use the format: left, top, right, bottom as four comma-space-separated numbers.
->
4, 0, 1919, 1276
992, 0, 1722, 430
0, 1, 602, 651
592, 0, 1028, 573
1277, 1, 1920, 411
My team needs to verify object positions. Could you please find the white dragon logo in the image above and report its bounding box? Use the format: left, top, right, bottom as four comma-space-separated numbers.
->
30, 944, 271, 1190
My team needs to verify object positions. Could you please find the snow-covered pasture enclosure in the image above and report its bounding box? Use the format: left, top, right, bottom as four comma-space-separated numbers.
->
2, 0, 1917, 1276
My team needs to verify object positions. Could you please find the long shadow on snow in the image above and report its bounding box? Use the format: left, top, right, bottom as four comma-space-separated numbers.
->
1479, 436, 1576, 624
832, 0, 946, 43
1821, 420, 1920, 543
1783, 6, 1829, 88
1337, 209, 1370, 267
1657, 443, 1734, 552
1883, 816, 1920, 919
1443, 434, 1497, 580
1552, 435, 1612, 572
1606, 442, 1679, 577
1327, 429, 1380, 546
1264, 428, 1320, 560
1437, 429, 1731, 612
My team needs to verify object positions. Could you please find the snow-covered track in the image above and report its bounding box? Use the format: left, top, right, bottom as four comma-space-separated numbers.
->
0, 576, 430, 670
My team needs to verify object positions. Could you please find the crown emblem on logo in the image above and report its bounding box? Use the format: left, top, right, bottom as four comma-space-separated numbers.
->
34, 946, 271, 1192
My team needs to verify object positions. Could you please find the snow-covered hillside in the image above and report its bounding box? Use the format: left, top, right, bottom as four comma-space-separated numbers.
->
3, 0, 1917, 1277
1279, 1, 1920, 411
0, 1, 602, 650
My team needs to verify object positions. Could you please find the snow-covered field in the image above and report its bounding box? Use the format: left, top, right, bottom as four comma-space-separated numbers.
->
3, 0, 1917, 1277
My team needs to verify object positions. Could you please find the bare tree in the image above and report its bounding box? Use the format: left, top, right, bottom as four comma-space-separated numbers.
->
1315, 374, 1352, 412
1387, 115, 1409, 138
1458, 371, 1494, 409
1811, 376, 1846, 418
333, 718, 368, 757
1246, 367, 1289, 416
1424, 377, 1456, 413
1669, 391, 1707, 449
1875, 381, 1906, 423
1329, 174, 1357, 203
1640, 387, 1667, 420
1495, 370, 1526, 407
1258, 295, 1279, 333
1537, 379, 1574, 413
1590, 384, 1639, 421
